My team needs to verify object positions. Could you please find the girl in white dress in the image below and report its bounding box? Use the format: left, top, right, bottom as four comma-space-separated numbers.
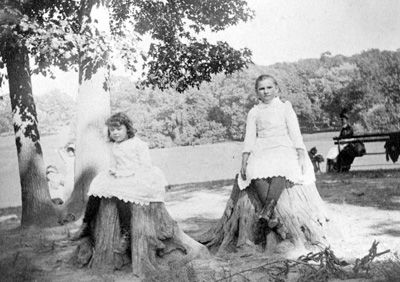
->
73, 112, 167, 239
239, 74, 314, 202
239, 75, 336, 249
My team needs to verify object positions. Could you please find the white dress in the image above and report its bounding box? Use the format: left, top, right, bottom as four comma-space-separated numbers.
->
238, 97, 315, 190
88, 137, 167, 205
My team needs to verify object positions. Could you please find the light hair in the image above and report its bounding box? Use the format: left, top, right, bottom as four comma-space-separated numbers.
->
254, 74, 279, 92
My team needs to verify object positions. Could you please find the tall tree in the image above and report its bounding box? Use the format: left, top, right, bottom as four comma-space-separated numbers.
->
0, 0, 79, 226
65, 0, 254, 220
65, 0, 113, 217
0, 0, 253, 226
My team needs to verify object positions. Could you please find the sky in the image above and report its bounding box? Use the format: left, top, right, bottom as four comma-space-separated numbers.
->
3, 0, 400, 99
206, 0, 400, 65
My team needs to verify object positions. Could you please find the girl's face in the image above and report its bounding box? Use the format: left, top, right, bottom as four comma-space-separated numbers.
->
256, 78, 278, 104
109, 124, 128, 143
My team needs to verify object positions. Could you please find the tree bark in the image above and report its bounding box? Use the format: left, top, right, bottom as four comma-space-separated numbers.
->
73, 198, 209, 278
65, 0, 111, 218
130, 202, 209, 279
5, 44, 60, 227
198, 175, 335, 256
89, 198, 127, 271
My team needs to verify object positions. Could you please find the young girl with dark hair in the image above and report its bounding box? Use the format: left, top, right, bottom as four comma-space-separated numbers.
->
73, 112, 167, 240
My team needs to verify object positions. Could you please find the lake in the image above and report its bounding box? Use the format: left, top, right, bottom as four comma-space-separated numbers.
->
1, 131, 399, 208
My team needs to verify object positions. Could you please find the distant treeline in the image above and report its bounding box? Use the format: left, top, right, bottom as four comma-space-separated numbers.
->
1, 49, 400, 147
0, 89, 76, 136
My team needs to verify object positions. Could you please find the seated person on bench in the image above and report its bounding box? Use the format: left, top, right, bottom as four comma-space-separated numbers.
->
326, 111, 365, 172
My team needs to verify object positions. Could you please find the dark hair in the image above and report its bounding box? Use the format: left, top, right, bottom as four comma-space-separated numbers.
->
105, 112, 137, 142
255, 74, 279, 91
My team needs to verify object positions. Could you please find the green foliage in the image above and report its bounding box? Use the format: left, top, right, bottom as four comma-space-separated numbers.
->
0, 90, 75, 135
0, 0, 253, 92
4, 48, 400, 146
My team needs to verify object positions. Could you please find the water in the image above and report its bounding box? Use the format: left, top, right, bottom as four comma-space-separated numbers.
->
1, 132, 399, 208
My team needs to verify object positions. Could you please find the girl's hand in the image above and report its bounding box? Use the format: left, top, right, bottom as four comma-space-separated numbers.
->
240, 164, 247, 180
241, 152, 250, 181
297, 149, 307, 175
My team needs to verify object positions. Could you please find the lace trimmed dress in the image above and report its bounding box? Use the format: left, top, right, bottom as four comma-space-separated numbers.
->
87, 137, 167, 205
238, 97, 342, 250
238, 97, 315, 190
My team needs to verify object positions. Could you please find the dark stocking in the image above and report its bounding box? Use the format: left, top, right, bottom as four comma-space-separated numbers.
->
116, 198, 132, 235
253, 177, 289, 207
82, 196, 101, 224
253, 178, 270, 205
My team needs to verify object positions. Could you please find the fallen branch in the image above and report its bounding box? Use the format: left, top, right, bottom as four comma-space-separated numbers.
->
353, 240, 390, 274
215, 241, 390, 282
215, 259, 287, 281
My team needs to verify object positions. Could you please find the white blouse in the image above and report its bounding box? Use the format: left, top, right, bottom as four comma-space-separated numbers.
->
243, 97, 306, 153
111, 137, 152, 176
238, 96, 315, 189
88, 136, 167, 204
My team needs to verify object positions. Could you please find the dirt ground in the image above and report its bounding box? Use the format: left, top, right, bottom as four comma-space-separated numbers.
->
1, 170, 400, 281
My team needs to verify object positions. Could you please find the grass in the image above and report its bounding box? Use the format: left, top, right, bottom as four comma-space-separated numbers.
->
373, 253, 400, 282
317, 169, 400, 210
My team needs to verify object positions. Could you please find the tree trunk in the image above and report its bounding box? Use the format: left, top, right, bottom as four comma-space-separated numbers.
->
5, 44, 60, 227
198, 175, 336, 256
65, 0, 111, 218
73, 198, 209, 278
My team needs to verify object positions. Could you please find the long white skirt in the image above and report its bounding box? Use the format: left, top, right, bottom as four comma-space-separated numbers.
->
88, 166, 167, 205
238, 144, 315, 190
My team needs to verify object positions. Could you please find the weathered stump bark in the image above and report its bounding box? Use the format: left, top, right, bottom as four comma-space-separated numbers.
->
198, 175, 336, 256
89, 198, 128, 271
72, 197, 209, 278
71, 198, 128, 271
130, 202, 209, 279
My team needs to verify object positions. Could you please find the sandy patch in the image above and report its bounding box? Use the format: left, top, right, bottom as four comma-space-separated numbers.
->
165, 187, 400, 262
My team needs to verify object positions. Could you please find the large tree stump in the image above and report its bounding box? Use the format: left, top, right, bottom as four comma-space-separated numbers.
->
71, 198, 128, 271
90, 198, 126, 271
198, 175, 338, 256
72, 197, 209, 278
130, 202, 209, 278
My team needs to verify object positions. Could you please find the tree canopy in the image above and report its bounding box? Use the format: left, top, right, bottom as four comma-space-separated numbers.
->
2, 48, 398, 146
0, 0, 253, 92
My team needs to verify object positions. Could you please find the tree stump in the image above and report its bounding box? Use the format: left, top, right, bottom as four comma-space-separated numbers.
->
130, 202, 209, 278
71, 198, 128, 271
198, 175, 337, 256
72, 197, 209, 278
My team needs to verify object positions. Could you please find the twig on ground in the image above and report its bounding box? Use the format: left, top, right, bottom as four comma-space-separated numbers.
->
214, 259, 286, 281
215, 241, 390, 282
353, 240, 390, 274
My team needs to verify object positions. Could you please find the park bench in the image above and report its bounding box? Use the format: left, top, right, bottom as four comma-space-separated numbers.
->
332, 131, 400, 170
